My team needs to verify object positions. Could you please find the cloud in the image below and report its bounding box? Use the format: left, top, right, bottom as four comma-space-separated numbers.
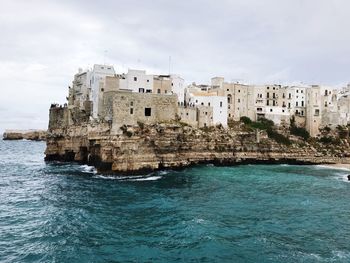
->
0, 0, 350, 132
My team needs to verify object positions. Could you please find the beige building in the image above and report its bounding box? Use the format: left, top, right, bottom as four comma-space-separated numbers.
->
108, 91, 178, 134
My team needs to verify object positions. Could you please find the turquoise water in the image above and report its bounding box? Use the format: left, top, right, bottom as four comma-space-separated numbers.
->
1, 140, 350, 262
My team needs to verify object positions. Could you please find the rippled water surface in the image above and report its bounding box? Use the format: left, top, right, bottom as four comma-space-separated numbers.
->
1, 140, 350, 262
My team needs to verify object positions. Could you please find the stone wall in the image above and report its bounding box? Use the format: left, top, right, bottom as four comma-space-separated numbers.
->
111, 91, 178, 133
197, 105, 213, 127
178, 106, 197, 127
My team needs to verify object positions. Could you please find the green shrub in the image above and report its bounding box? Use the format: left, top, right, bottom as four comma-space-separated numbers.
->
137, 121, 144, 129
267, 128, 291, 145
290, 125, 310, 140
319, 136, 341, 145
240, 116, 252, 125
251, 118, 274, 131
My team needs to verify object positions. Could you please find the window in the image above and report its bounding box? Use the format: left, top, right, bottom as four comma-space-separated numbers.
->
238, 99, 240, 103
134, 77, 137, 81
208, 102, 210, 106
139, 88, 144, 93
220, 101, 223, 107
201, 102, 204, 105
301, 101, 304, 107
289, 93, 291, 99
130, 108, 133, 114
147, 79, 149, 82
146, 89, 152, 93
267, 100, 269, 106
301, 110, 304, 115
157, 89, 161, 94
267, 87, 270, 89
273, 100, 276, 106
267, 92, 270, 98
145, 108, 151, 116
288, 103, 291, 108
270, 109, 273, 112
296, 102, 298, 107
282, 109, 285, 113
130, 101, 134, 106
205, 112, 208, 115
315, 109, 320, 116
296, 90, 299, 93
172, 83, 174, 86
238, 90, 240, 93
165, 90, 167, 94
227, 89, 229, 91
101, 88, 104, 92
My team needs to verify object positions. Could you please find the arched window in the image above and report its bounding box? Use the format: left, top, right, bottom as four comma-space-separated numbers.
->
227, 94, 232, 104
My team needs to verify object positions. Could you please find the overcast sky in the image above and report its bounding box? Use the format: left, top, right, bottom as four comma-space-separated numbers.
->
1, 0, 350, 133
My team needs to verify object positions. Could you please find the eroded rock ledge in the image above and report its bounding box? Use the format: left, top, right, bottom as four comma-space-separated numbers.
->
3, 130, 47, 141
45, 121, 350, 175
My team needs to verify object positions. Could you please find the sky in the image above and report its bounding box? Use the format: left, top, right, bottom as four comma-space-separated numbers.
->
1, 0, 350, 133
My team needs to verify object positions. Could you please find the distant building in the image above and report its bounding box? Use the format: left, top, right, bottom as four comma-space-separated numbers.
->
67, 64, 350, 136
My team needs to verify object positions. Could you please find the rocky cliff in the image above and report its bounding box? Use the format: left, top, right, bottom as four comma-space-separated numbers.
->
45, 107, 350, 174
3, 130, 47, 141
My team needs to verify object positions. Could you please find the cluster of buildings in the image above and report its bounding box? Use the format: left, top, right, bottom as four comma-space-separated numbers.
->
67, 64, 350, 137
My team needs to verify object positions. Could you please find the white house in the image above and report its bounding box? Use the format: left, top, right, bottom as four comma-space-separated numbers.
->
186, 88, 228, 127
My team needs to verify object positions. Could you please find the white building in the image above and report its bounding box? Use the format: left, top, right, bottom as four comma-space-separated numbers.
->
186, 88, 228, 127
121, 69, 154, 93
90, 64, 116, 118
170, 74, 185, 104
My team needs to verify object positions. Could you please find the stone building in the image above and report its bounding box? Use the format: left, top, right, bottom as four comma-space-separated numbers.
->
178, 105, 213, 128
110, 91, 178, 134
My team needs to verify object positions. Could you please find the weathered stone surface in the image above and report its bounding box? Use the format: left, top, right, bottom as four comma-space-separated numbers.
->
3, 130, 47, 141
44, 105, 350, 174
44, 119, 350, 174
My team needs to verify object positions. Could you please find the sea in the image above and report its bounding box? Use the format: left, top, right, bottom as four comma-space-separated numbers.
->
1, 140, 350, 263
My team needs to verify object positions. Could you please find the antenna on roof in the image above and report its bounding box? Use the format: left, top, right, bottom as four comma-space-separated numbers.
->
104, 50, 108, 65
168, 56, 171, 75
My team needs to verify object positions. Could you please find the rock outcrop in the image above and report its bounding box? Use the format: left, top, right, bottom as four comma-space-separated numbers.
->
44, 105, 350, 174
3, 130, 47, 141
45, 121, 350, 174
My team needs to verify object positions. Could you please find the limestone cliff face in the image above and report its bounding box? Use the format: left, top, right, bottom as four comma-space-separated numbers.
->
3, 130, 47, 141
45, 107, 350, 174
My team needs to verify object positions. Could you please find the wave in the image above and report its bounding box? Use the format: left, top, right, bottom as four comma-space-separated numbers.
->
93, 174, 162, 181
129, 176, 162, 181
80, 165, 97, 174
316, 164, 350, 171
